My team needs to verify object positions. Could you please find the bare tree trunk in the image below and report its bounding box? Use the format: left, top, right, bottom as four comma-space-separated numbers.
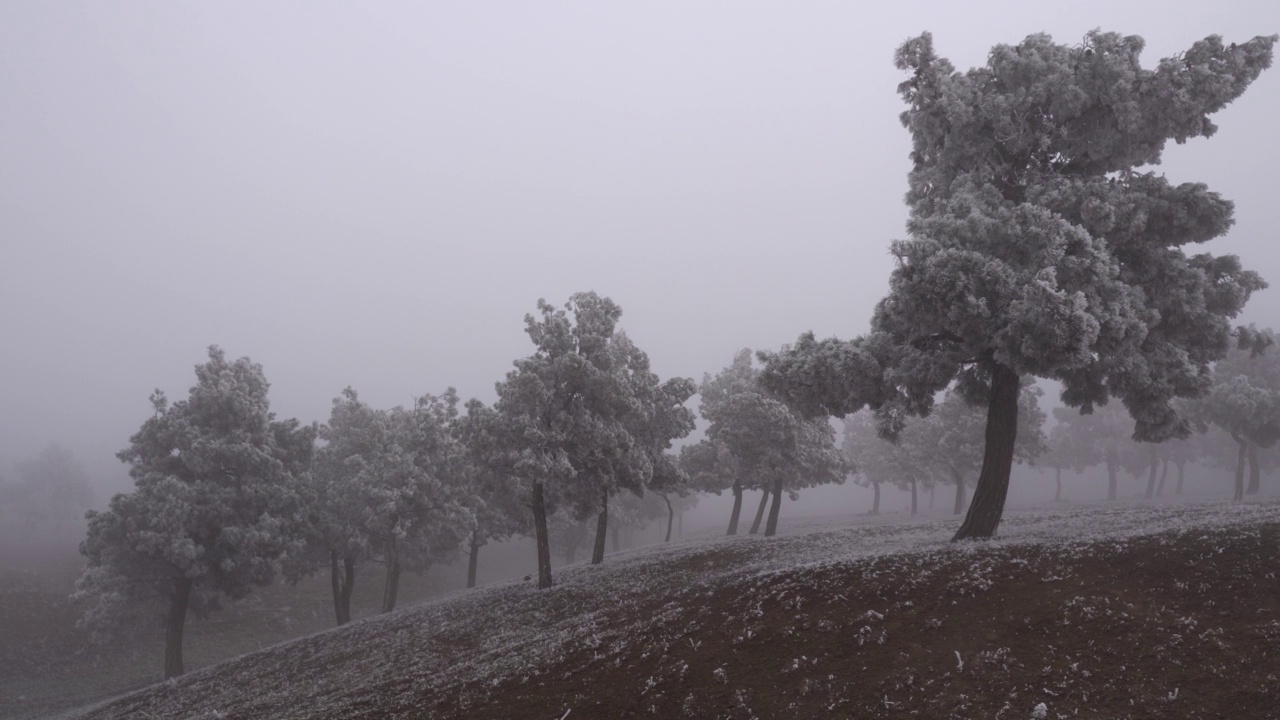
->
748, 489, 768, 535
910, 477, 918, 516
870, 480, 881, 516
661, 493, 674, 543
467, 530, 482, 589
1106, 450, 1119, 501
592, 488, 609, 565
330, 550, 343, 625
1156, 459, 1169, 497
164, 577, 193, 679
953, 363, 1020, 541
678, 510, 683, 536
381, 538, 401, 614
1144, 444, 1158, 500
951, 468, 965, 516
532, 481, 553, 589
1233, 434, 1247, 503
339, 555, 355, 625
1054, 467, 1062, 502
1247, 442, 1261, 495
929, 483, 935, 510
1176, 460, 1185, 496
726, 480, 744, 535
764, 477, 783, 537
610, 523, 621, 553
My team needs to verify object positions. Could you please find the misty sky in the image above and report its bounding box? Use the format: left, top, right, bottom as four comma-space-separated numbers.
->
3, 1, 1278, 499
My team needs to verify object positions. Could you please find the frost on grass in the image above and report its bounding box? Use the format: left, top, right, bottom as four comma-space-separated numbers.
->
76, 498, 1280, 719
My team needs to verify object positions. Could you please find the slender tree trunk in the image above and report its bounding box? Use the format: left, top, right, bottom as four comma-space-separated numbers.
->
531, 481, 553, 588
726, 480, 744, 535
870, 480, 881, 516
764, 477, 783, 537
164, 577, 193, 679
329, 550, 343, 626
910, 478, 918, 516
610, 523, 621, 553
678, 510, 683, 536
951, 468, 966, 516
929, 483, 935, 510
749, 489, 769, 535
592, 488, 609, 565
1157, 459, 1169, 497
467, 530, 482, 589
381, 538, 401, 614
339, 555, 355, 625
661, 493, 674, 543
1144, 444, 1158, 500
953, 363, 1020, 541
1176, 460, 1185, 496
1233, 434, 1247, 503
1247, 442, 1261, 495
1106, 452, 1119, 501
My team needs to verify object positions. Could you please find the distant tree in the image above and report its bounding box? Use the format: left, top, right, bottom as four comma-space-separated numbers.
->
1207, 327, 1280, 495
74, 347, 315, 679
841, 412, 931, 515
454, 400, 529, 590
679, 439, 743, 533
760, 30, 1276, 540
1050, 403, 1149, 501
647, 452, 689, 543
6, 443, 94, 540
1196, 374, 1280, 501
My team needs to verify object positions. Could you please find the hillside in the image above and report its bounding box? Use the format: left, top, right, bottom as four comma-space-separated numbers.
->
71, 501, 1280, 720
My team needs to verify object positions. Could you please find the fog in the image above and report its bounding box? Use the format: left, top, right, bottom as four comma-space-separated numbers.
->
3, 0, 1279, 522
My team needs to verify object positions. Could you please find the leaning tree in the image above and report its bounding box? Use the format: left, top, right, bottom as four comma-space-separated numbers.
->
760, 30, 1275, 539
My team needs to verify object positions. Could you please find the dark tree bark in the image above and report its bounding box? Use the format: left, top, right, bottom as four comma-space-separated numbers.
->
953, 363, 1020, 541
869, 480, 881, 516
661, 493, 674, 543
592, 488, 609, 565
1247, 442, 1261, 495
381, 538, 401, 614
726, 480, 744, 535
678, 510, 683, 536
164, 576, 193, 679
1175, 460, 1185, 496
1106, 450, 1119, 501
910, 477, 918, 516
532, 481, 553, 589
339, 555, 355, 624
929, 483, 935, 510
1144, 444, 1158, 500
467, 530, 483, 589
763, 477, 783, 537
748, 489, 769, 535
1156, 459, 1169, 497
329, 550, 343, 625
1233, 433, 1247, 502
950, 467, 966, 516
1054, 467, 1062, 502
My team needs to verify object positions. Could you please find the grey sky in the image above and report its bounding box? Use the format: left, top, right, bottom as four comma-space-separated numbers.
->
2, 1, 1278, 499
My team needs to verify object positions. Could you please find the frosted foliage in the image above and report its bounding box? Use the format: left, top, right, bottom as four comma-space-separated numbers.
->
762, 30, 1276, 443
75, 347, 315, 636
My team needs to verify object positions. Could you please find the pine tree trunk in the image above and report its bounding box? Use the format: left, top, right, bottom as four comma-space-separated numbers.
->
749, 489, 768, 535
1247, 442, 1261, 495
532, 481, 553, 589
1234, 434, 1247, 502
764, 477, 783, 537
381, 538, 400, 614
1145, 444, 1158, 500
610, 523, 620, 553
592, 488, 609, 565
929, 483, 935, 510
662, 493, 674, 543
870, 480, 881, 516
726, 481, 744, 535
952, 363, 1020, 541
1176, 460, 1185, 496
339, 555, 355, 625
467, 531, 482, 589
910, 477, 918, 515
1054, 467, 1062, 502
1157, 459, 1169, 497
1106, 451, 1119, 501
951, 468, 965, 516
329, 550, 343, 626
163, 576, 193, 680
678, 511, 683, 536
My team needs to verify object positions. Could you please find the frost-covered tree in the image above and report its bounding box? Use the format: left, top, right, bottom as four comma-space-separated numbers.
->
1049, 403, 1148, 501
679, 439, 743, 533
761, 30, 1275, 539
454, 399, 529, 589
75, 347, 315, 679
1204, 327, 1280, 496
842, 412, 931, 515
